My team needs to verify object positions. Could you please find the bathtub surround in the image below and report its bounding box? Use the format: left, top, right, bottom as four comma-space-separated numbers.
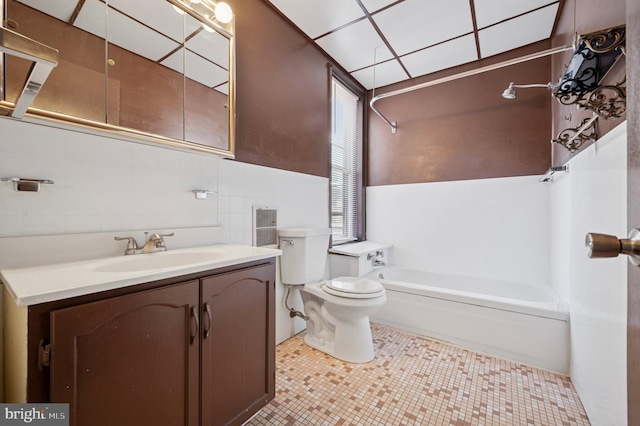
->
550, 122, 627, 425
367, 174, 551, 285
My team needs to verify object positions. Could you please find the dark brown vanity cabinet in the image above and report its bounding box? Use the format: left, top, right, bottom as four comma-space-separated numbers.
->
50, 280, 201, 426
34, 260, 275, 426
201, 267, 276, 426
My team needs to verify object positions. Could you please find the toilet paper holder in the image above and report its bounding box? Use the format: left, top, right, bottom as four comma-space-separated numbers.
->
1, 177, 54, 192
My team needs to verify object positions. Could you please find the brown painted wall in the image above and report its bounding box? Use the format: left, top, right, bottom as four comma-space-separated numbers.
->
229, 0, 627, 182
227, 0, 332, 178
551, 0, 626, 166
367, 42, 553, 186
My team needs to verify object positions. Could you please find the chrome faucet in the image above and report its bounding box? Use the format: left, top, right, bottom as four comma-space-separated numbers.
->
114, 232, 175, 255
141, 232, 174, 253
367, 250, 386, 267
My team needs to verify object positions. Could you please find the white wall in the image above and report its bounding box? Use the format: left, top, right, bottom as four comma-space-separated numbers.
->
366, 175, 551, 286
551, 122, 627, 426
0, 117, 328, 363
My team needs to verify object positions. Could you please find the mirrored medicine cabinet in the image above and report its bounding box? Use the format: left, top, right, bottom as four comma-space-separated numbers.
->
0, 0, 235, 157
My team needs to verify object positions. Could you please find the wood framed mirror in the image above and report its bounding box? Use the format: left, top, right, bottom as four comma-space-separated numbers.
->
0, 0, 235, 157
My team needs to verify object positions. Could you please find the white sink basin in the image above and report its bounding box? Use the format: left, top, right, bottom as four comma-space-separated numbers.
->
94, 252, 220, 273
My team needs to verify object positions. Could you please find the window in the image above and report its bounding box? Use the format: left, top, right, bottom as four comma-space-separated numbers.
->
330, 72, 364, 245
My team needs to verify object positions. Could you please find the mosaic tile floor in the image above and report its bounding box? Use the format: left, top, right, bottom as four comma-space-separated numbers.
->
247, 324, 589, 426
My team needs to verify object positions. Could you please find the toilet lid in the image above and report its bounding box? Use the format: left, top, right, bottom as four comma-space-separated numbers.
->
323, 277, 385, 299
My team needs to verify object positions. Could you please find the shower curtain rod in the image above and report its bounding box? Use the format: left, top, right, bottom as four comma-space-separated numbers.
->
370, 44, 575, 134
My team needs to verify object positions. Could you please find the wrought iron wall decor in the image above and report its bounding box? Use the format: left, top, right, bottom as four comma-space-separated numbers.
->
551, 25, 625, 152
553, 25, 626, 120
552, 116, 598, 153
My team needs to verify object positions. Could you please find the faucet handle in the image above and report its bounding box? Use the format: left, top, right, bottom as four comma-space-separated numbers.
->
148, 232, 175, 251
114, 236, 139, 255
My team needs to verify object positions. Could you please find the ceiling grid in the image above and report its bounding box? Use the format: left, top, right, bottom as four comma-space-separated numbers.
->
268, 0, 561, 89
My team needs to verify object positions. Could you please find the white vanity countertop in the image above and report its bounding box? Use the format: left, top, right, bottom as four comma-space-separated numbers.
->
0, 244, 282, 306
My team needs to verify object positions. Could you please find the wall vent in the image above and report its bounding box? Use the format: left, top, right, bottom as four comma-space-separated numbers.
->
253, 206, 277, 247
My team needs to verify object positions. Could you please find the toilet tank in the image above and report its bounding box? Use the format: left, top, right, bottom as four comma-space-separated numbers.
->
328, 241, 392, 278
278, 228, 331, 285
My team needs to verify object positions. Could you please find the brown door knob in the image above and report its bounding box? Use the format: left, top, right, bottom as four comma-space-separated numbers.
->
585, 229, 640, 266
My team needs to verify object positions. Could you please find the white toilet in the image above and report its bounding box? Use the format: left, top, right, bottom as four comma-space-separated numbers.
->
278, 228, 387, 363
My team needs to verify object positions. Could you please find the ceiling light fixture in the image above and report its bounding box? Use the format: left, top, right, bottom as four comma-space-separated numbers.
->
172, 0, 233, 26
214, 2, 233, 24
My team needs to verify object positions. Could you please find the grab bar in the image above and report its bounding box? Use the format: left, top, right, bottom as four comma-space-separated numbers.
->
0, 26, 58, 118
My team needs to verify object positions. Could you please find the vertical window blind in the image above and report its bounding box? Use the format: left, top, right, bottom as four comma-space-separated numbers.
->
331, 76, 361, 244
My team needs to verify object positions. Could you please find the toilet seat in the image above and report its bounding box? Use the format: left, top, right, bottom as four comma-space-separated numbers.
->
322, 277, 385, 299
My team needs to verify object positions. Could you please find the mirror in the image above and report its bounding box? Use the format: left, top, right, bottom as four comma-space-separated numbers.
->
1, 0, 235, 156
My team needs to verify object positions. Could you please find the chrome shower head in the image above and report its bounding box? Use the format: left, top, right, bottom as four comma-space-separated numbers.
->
501, 83, 517, 99
502, 82, 558, 100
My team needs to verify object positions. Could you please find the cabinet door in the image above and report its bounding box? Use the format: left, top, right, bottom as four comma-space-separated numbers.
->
201, 263, 276, 426
50, 280, 200, 426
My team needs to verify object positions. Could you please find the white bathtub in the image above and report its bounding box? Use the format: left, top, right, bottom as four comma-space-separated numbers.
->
366, 267, 570, 373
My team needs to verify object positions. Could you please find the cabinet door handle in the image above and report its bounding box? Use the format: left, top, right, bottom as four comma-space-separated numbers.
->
190, 306, 199, 344
203, 303, 212, 339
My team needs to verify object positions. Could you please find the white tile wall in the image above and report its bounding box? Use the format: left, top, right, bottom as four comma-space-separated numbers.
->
0, 116, 329, 350
0, 118, 221, 236
555, 122, 627, 426
550, 169, 572, 301
366, 175, 551, 286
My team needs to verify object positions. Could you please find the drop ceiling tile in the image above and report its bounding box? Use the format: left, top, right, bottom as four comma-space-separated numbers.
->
359, 0, 398, 13
162, 49, 227, 88
161, 49, 184, 74
474, 0, 559, 28
268, 0, 364, 39
107, 15, 179, 62
185, 50, 228, 87
74, 0, 179, 62
350, 59, 407, 90
402, 35, 478, 78
72, 0, 107, 39
186, 22, 230, 70
316, 19, 393, 72
215, 82, 229, 95
108, 0, 184, 43
372, 0, 474, 56
15, 0, 78, 22
478, 4, 559, 58
184, 13, 206, 36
